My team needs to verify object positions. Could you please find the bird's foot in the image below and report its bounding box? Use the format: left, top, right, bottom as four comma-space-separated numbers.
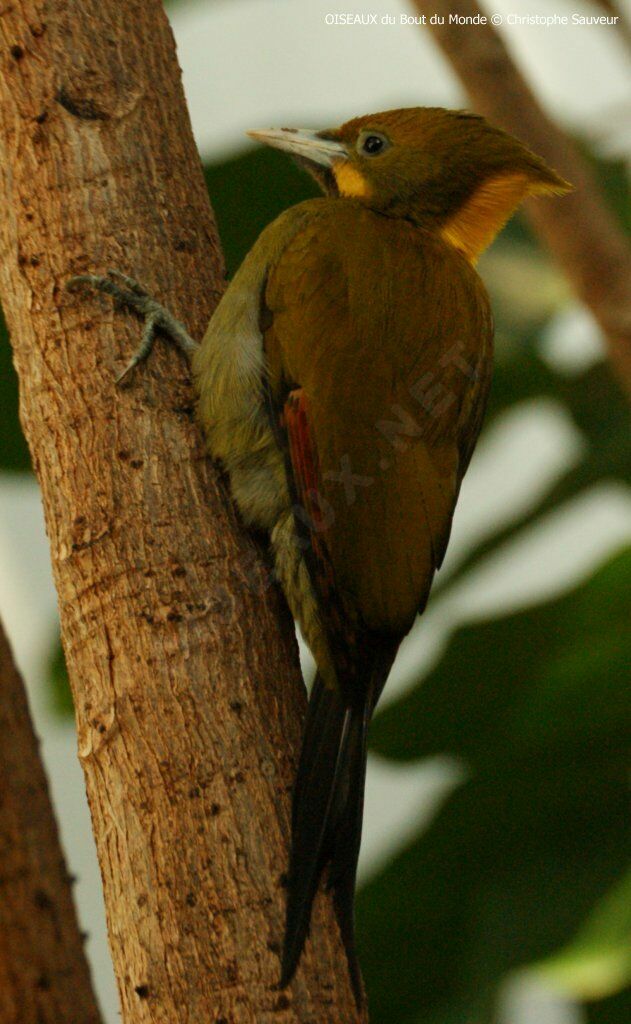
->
67, 269, 199, 383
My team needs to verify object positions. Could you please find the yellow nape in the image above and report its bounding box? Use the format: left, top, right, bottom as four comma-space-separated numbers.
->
440, 172, 564, 263
333, 162, 372, 199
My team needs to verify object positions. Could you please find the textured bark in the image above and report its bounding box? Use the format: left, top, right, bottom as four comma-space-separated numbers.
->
413, 0, 631, 397
0, 1, 364, 1021
0, 618, 102, 1024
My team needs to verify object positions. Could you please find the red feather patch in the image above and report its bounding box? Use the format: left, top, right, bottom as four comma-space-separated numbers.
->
282, 390, 334, 592
281, 389, 357, 675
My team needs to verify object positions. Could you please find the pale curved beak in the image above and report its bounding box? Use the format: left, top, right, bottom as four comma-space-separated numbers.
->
246, 127, 348, 167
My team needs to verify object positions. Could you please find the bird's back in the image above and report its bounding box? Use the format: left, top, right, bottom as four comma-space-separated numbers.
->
264, 200, 493, 634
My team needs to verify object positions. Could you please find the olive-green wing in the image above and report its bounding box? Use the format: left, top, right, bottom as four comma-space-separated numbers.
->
263, 202, 493, 634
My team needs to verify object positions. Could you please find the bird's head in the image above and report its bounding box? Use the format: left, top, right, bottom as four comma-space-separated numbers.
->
248, 106, 571, 262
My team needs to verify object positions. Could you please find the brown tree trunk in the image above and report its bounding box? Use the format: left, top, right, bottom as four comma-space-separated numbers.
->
413, 0, 631, 398
0, 2, 364, 1021
0, 616, 102, 1024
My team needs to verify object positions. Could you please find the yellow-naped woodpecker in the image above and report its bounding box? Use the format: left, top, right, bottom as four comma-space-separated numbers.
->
70, 106, 571, 999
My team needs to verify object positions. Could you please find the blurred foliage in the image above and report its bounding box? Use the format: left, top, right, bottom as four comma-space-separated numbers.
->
586, 987, 631, 1024
204, 147, 319, 277
432, 340, 631, 601
1, 135, 629, 1023
580, 147, 631, 235
0, 308, 30, 471
363, 548, 630, 1022
47, 635, 74, 718
538, 867, 631, 1001
370, 549, 630, 766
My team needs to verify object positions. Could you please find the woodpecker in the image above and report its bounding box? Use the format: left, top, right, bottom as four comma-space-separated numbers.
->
69, 106, 570, 1000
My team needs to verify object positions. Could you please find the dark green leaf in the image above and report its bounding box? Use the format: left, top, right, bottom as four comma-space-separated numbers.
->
586, 987, 631, 1024
204, 147, 318, 278
48, 634, 74, 717
359, 550, 631, 1022
535, 867, 631, 1001
371, 548, 631, 766
0, 309, 31, 471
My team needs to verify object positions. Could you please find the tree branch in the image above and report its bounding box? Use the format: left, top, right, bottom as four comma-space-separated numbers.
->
0, 1, 363, 1019
413, 0, 631, 397
0, 616, 102, 1024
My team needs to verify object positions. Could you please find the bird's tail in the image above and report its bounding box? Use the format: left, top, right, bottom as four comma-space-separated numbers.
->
280, 642, 397, 1000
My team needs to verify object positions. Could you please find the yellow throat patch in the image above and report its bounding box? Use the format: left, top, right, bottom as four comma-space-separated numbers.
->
333, 162, 372, 199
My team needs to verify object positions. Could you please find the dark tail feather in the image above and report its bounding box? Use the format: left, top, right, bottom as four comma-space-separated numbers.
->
327, 697, 371, 1002
280, 659, 389, 1001
280, 675, 354, 988
280, 639, 398, 995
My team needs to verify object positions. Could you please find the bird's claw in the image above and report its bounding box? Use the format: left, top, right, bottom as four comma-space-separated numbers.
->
105, 268, 151, 297
66, 270, 199, 382
114, 311, 160, 384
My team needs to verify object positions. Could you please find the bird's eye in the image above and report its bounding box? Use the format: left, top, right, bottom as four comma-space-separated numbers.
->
357, 131, 390, 157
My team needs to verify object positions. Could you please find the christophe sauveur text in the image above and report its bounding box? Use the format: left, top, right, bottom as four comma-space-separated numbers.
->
324, 12, 621, 26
